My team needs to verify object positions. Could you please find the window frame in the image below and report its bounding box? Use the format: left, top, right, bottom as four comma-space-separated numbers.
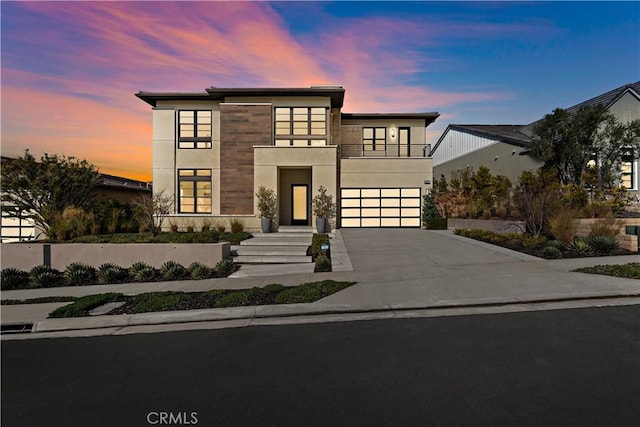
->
273, 107, 327, 146
177, 169, 212, 214
178, 110, 212, 149
362, 127, 386, 154
621, 148, 636, 190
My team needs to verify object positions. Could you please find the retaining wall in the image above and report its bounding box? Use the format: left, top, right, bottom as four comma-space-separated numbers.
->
1, 242, 230, 271
447, 219, 527, 234
574, 218, 640, 252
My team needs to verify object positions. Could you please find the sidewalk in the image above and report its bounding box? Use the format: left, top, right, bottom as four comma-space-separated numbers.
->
2, 229, 639, 338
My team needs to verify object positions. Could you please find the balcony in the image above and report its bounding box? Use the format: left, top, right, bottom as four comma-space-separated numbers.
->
340, 142, 431, 158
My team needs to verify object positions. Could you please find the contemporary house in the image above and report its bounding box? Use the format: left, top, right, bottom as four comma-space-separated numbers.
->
136, 86, 438, 231
431, 81, 640, 192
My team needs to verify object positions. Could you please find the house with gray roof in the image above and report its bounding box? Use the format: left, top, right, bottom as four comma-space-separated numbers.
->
430, 82, 640, 190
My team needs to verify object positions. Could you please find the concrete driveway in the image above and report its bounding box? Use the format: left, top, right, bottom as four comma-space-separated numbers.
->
319, 229, 640, 308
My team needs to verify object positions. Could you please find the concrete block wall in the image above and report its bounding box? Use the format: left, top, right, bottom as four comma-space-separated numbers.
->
573, 218, 640, 252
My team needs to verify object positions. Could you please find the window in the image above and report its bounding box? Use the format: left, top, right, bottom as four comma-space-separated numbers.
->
621, 149, 635, 189
363, 127, 386, 153
178, 110, 212, 149
274, 107, 327, 146
178, 169, 212, 213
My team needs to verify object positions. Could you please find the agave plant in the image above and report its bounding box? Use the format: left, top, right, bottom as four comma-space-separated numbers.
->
1, 268, 29, 290
64, 262, 97, 286
188, 262, 211, 280
588, 235, 620, 256
214, 259, 236, 276
129, 261, 157, 282
546, 240, 566, 251
160, 261, 188, 281
29, 265, 63, 288
97, 263, 127, 285
567, 238, 592, 257
542, 245, 562, 259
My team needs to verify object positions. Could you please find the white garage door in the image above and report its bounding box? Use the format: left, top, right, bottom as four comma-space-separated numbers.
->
340, 188, 422, 228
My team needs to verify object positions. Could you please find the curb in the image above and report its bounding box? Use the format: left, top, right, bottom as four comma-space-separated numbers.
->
11, 291, 640, 335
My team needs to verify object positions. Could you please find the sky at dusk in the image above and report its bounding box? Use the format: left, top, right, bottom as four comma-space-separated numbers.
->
1, 1, 638, 181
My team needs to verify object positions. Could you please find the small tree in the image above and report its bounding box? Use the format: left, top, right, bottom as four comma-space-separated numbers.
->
513, 169, 561, 236
255, 186, 278, 219
1, 150, 101, 238
312, 186, 336, 220
133, 191, 174, 236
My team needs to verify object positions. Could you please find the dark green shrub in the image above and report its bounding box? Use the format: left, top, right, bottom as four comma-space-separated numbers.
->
575, 263, 640, 279
49, 293, 123, 318
309, 233, 330, 260
188, 262, 211, 280
214, 259, 236, 276
161, 261, 188, 281
29, 265, 63, 288
230, 218, 244, 234
64, 262, 97, 286
1, 268, 29, 290
588, 235, 620, 255
542, 245, 562, 259
424, 218, 448, 230
263, 283, 286, 294
220, 232, 252, 245
567, 238, 592, 256
315, 254, 331, 272
97, 263, 128, 285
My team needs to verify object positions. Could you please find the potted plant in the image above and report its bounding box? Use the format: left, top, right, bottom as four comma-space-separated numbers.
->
312, 186, 336, 233
256, 186, 278, 233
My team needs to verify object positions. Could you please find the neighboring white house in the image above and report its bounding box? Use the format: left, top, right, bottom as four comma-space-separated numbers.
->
431, 82, 640, 192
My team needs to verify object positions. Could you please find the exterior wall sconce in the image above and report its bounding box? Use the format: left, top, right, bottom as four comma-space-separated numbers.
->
390, 128, 396, 139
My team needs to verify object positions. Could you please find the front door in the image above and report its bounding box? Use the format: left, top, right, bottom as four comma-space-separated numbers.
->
291, 184, 309, 225
398, 127, 410, 157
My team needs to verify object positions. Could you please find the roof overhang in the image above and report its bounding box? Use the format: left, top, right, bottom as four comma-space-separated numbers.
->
341, 112, 440, 127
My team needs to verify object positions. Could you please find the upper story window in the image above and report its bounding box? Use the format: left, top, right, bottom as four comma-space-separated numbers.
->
178, 169, 212, 213
363, 127, 386, 154
178, 110, 212, 149
274, 107, 327, 146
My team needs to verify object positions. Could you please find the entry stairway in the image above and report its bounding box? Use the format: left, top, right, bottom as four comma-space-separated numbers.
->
231, 226, 313, 265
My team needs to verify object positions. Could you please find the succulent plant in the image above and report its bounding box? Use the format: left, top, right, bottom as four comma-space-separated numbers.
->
542, 245, 562, 259
1, 268, 29, 290
213, 259, 236, 276
160, 261, 188, 281
29, 265, 63, 288
188, 262, 211, 280
567, 238, 592, 256
97, 263, 127, 285
588, 235, 620, 256
64, 262, 96, 286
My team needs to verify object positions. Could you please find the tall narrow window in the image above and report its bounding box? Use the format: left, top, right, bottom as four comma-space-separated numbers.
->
178, 169, 212, 213
621, 149, 635, 189
274, 107, 327, 146
178, 110, 212, 149
362, 127, 386, 154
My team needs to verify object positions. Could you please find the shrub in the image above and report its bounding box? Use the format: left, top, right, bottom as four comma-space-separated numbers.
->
160, 261, 188, 281
188, 262, 211, 280
567, 238, 592, 256
129, 261, 157, 282
274, 280, 355, 304
214, 259, 237, 276
546, 240, 566, 251
588, 235, 620, 255
127, 291, 191, 313
547, 206, 578, 242
28, 265, 64, 288
495, 205, 508, 219
582, 202, 612, 218
64, 262, 97, 286
201, 219, 212, 232
169, 221, 178, 233
49, 293, 123, 318
575, 263, 640, 279
315, 254, 332, 272
309, 233, 330, 260
424, 218, 448, 230
1, 268, 29, 290
185, 221, 195, 233
230, 218, 244, 234
263, 283, 286, 294
215, 223, 226, 233
481, 209, 492, 220
97, 263, 128, 285
589, 213, 621, 239
542, 245, 562, 259
214, 287, 274, 308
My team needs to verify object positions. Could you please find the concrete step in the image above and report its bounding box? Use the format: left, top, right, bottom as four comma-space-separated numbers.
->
276, 226, 313, 234
240, 238, 310, 246
230, 263, 315, 278
234, 246, 309, 256
233, 255, 313, 264
251, 232, 312, 239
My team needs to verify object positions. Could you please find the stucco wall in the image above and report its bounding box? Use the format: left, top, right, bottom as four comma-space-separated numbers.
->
340, 118, 427, 159
434, 142, 542, 184
1, 242, 230, 271
340, 158, 433, 188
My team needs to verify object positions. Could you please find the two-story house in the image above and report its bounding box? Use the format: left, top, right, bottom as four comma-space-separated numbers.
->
136, 86, 439, 231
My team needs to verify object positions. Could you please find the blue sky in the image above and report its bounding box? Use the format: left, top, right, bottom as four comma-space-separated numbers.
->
1, 1, 638, 180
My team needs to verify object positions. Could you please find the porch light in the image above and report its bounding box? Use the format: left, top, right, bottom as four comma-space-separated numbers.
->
390, 128, 396, 139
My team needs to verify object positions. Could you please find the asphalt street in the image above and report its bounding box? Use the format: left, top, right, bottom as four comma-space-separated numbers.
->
2, 305, 639, 427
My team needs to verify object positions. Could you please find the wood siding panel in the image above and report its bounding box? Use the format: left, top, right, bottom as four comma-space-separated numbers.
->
220, 104, 272, 214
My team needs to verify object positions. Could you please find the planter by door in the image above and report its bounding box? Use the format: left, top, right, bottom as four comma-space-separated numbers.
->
261, 217, 272, 233
316, 217, 329, 233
